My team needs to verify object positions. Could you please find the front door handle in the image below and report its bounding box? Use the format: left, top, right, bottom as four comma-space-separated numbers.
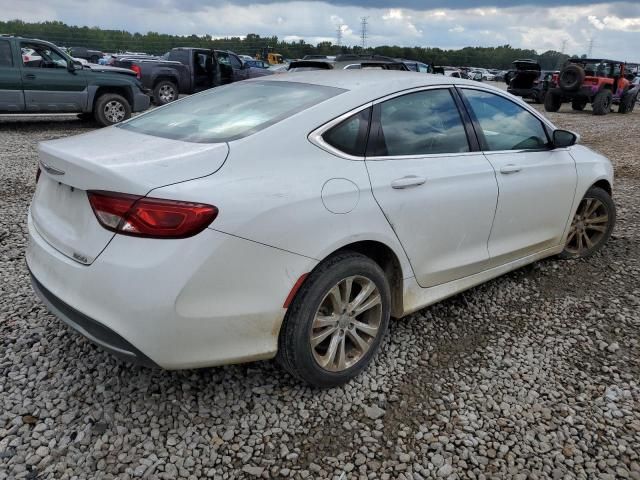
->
391, 175, 427, 189
24, 73, 36, 80
500, 164, 522, 174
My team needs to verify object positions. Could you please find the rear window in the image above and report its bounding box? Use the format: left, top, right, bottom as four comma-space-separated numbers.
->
120, 81, 344, 143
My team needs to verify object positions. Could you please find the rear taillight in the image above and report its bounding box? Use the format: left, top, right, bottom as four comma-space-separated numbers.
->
130, 65, 141, 79
87, 191, 218, 239
36, 166, 41, 184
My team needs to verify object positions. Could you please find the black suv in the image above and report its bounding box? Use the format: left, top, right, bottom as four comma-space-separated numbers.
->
0, 36, 150, 126
506, 59, 555, 103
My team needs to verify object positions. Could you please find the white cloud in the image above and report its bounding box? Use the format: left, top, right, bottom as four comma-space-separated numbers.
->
3, 0, 640, 59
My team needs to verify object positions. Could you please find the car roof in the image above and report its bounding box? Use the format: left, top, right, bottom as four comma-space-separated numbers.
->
255, 69, 482, 95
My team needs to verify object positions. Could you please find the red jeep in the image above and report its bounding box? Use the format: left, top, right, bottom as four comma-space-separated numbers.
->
544, 59, 639, 115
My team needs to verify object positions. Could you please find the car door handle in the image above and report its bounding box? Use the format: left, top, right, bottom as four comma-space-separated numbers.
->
23, 73, 36, 80
500, 164, 522, 174
391, 176, 427, 189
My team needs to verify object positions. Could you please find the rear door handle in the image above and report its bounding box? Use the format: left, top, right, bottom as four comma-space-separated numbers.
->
24, 74, 36, 80
500, 164, 522, 174
391, 175, 427, 189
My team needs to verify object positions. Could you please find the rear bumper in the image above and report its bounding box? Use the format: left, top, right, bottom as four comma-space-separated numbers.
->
549, 86, 598, 99
30, 272, 158, 368
132, 90, 151, 112
507, 87, 540, 98
26, 211, 315, 369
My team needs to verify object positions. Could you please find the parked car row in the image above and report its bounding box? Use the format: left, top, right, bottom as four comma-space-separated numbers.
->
3, 35, 638, 125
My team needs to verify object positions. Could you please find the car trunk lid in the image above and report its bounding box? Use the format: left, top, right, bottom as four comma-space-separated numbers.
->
31, 127, 229, 265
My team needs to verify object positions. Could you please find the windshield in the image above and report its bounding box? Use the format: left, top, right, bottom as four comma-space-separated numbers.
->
120, 81, 345, 143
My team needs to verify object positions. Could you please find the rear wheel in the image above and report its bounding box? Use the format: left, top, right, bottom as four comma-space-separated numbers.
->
560, 187, 615, 259
544, 92, 562, 112
153, 80, 178, 105
592, 90, 612, 115
93, 93, 131, 127
277, 251, 391, 388
571, 98, 587, 111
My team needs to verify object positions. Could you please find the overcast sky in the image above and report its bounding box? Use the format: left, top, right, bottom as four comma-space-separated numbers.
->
5, 1, 640, 59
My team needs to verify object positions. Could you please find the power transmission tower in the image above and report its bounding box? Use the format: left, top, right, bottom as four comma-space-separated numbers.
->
587, 38, 594, 57
560, 39, 567, 54
336, 25, 343, 46
360, 17, 368, 49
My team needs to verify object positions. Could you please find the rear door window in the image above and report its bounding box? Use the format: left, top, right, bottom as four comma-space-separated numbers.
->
0, 41, 13, 67
370, 89, 470, 156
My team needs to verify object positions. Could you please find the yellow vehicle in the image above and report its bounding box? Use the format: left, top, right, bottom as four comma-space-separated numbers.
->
257, 49, 284, 65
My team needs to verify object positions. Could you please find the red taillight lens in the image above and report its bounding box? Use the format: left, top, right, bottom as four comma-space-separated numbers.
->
130, 65, 141, 79
36, 166, 41, 184
87, 191, 218, 239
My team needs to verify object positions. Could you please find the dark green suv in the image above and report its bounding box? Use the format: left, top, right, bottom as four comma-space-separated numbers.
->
0, 36, 150, 126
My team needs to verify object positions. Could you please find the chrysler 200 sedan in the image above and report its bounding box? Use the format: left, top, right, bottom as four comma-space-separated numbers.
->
27, 71, 615, 387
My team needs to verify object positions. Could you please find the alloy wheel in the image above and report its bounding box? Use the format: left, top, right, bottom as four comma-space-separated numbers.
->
103, 100, 126, 123
159, 85, 175, 103
310, 275, 382, 372
565, 197, 609, 255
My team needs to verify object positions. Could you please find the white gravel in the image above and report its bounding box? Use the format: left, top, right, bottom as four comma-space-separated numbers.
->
1, 109, 639, 479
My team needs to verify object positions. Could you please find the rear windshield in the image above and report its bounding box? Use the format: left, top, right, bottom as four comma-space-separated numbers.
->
120, 81, 345, 143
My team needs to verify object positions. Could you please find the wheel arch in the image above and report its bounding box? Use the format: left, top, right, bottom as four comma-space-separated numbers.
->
592, 178, 612, 196
91, 85, 133, 111
318, 240, 406, 318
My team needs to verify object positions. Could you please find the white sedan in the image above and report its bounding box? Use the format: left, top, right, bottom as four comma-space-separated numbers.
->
27, 71, 615, 387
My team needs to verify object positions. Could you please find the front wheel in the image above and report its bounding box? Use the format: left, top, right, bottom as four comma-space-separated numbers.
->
560, 186, 616, 259
277, 252, 391, 388
93, 93, 131, 127
592, 90, 612, 115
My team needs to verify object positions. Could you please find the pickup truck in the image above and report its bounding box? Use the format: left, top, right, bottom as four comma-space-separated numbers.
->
114, 47, 272, 105
0, 36, 150, 126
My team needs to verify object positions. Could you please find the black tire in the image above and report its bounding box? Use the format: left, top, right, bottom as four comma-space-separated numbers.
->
93, 93, 131, 127
592, 90, 613, 115
277, 251, 391, 388
559, 64, 585, 92
618, 92, 636, 113
559, 186, 615, 260
571, 98, 587, 111
544, 92, 562, 112
153, 80, 178, 105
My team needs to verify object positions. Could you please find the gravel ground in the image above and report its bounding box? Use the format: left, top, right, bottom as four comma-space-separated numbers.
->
1, 100, 639, 480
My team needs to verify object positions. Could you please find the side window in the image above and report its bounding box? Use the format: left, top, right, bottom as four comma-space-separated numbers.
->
0, 41, 12, 67
22, 43, 67, 69
229, 54, 242, 69
417, 64, 429, 73
217, 52, 230, 65
462, 89, 549, 151
322, 108, 371, 157
372, 89, 469, 156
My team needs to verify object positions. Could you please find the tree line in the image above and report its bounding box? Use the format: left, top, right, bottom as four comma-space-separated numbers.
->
1, 19, 573, 70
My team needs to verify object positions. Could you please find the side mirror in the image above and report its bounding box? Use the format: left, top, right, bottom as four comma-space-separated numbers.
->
553, 129, 578, 148
68, 60, 82, 72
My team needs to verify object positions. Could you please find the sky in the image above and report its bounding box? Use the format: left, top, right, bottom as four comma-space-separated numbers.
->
4, 0, 640, 59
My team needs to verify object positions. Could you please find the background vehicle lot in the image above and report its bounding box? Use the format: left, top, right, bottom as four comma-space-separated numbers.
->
1, 93, 640, 478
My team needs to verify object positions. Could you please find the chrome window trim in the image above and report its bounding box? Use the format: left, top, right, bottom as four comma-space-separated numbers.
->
308, 83, 561, 161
